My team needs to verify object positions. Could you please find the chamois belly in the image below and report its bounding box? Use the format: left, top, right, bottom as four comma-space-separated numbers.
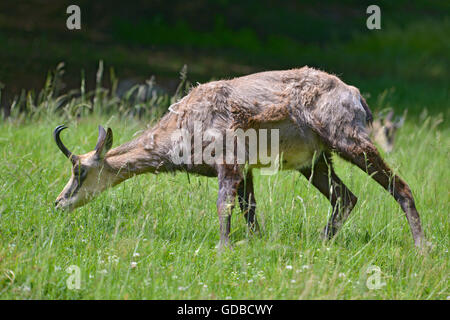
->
251, 119, 323, 170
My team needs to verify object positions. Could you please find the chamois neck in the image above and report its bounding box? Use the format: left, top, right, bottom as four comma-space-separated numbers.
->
104, 129, 173, 180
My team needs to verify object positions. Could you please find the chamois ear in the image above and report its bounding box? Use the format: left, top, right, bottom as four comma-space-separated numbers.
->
395, 109, 407, 128
385, 110, 394, 122
95, 125, 113, 159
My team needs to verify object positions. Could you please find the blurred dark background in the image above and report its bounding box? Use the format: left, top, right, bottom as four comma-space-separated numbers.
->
0, 0, 448, 115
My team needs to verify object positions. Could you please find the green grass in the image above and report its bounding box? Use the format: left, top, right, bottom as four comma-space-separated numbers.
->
0, 0, 448, 300
0, 108, 448, 299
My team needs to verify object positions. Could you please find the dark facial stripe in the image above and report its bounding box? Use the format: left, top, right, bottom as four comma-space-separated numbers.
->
65, 166, 88, 199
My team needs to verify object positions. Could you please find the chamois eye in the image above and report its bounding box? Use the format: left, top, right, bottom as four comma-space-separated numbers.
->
73, 166, 84, 177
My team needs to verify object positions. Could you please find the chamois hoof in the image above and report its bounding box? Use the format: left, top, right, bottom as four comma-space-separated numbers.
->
320, 227, 336, 241
216, 241, 233, 253
416, 238, 434, 254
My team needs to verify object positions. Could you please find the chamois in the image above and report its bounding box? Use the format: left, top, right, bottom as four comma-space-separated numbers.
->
54, 67, 428, 250
370, 109, 406, 153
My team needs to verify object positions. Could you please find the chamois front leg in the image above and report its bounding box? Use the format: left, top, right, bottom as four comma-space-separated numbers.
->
237, 170, 260, 234
216, 164, 243, 250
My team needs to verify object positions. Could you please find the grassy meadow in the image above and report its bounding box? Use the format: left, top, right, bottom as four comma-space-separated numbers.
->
0, 69, 448, 300
0, 2, 448, 299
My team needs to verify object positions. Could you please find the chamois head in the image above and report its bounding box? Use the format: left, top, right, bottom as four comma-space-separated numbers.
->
371, 110, 406, 153
54, 125, 115, 211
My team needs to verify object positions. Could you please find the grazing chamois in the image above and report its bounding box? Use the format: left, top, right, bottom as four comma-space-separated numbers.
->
369, 109, 406, 153
54, 67, 428, 250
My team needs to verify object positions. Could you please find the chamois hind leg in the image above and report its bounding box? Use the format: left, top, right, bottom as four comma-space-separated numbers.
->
237, 170, 260, 234
300, 152, 358, 239
216, 164, 243, 250
330, 136, 428, 249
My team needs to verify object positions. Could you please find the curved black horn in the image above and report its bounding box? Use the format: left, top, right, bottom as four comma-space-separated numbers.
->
53, 125, 78, 163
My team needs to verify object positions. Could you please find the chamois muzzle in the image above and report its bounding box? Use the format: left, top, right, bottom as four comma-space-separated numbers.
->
53, 125, 78, 163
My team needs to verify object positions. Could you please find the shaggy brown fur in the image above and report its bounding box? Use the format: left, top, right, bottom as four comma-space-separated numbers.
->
54, 66, 429, 251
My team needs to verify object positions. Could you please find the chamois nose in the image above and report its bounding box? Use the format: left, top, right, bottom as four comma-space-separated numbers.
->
54, 199, 61, 208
